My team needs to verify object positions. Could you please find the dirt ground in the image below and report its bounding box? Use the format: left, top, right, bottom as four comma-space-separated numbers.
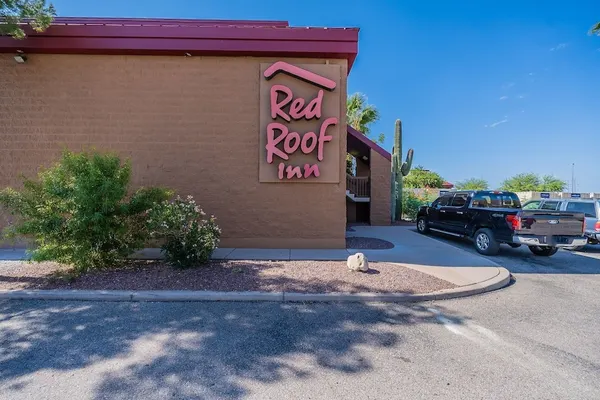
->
0, 259, 456, 294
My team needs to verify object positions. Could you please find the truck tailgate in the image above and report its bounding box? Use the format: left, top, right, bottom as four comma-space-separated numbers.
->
516, 211, 585, 237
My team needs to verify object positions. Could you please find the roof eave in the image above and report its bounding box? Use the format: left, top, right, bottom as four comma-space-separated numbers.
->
0, 17, 359, 72
347, 126, 391, 162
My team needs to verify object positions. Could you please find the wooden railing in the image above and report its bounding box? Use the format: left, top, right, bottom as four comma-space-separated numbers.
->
346, 175, 370, 198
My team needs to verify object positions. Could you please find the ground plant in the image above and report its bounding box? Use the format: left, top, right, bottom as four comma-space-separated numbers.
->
148, 196, 221, 268
402, 191, 436, 221
0, 150, 172, 272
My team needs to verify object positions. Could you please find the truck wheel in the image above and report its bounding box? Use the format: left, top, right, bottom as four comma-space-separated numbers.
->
474, 228, 500, 255
528, 246, 559, 256
416, 217, 430, 234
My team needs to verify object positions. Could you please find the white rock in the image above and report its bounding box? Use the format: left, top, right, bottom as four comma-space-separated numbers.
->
347, 252, 369, 272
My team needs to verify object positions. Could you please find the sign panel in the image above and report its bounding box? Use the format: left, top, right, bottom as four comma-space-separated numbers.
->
259, 62, 342, 183
571, 193, 581, 198
540, 192, 550, 199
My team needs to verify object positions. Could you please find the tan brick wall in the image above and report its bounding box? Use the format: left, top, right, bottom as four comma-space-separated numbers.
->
355, 158, 369, 177
0, 54, 348, 248
369, 150, 391, 226
346, 200, 357, 223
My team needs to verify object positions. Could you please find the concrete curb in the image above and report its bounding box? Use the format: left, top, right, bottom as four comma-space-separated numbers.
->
0, 267, 510, 303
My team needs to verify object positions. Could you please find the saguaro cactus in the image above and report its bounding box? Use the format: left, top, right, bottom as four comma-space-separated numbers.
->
391, 119, 414, 221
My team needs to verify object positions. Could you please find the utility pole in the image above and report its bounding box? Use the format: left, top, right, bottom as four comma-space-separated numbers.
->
571, 163, 575, 192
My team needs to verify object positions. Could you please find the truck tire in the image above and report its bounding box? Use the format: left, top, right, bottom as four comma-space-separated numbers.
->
416, 217, 430, 234
528, 246, 559, 256
474, 228, 500, 255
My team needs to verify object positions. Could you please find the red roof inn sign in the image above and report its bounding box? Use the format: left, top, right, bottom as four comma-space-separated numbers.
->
259, 61, 342, 183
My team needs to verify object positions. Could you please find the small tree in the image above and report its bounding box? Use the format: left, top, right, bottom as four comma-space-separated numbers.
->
346, 92, 383, 175
0, 150, 172, 272
456, 178, 489, 190
540, 175, 567, 192
1, 0, 56, 39
347, 92, 380, 135
500, 173, 566, 192
403, 166, 445, 189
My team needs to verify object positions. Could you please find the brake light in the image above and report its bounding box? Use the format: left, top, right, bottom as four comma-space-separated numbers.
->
506, 214, 521, 230
595, 221, 600, 232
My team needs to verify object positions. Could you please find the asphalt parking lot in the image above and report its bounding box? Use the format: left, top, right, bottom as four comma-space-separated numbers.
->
418, 228, 600, 274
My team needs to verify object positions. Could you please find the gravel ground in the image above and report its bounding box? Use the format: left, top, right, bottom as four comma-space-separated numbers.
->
345, 237, 395, 249
0, 259, 455, 294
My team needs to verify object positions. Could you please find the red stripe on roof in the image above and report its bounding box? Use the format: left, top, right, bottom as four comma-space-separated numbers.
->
0, 17, 359, 71
46, 17, 290, 27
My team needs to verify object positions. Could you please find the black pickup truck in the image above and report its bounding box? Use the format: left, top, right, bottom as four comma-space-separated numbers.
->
416, 190, 587, 256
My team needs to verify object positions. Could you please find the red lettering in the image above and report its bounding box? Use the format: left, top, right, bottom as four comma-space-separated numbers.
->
278, 162, 285, 180
317, 117, 337, 161
289, 98, 306, 120
270, 85, 324, 122
303, 164, 320, 178
266, 122, 289, 163
286, 165, 302, 179
304, 90, 323, 119
300, 132, 317, 154
284, 131, 301, 154
270, 85, 293, 122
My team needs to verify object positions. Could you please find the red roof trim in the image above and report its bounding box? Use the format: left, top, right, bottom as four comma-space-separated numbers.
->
44, 17, 291, 27
0, 17, 359, 71
347, 126, 392, 162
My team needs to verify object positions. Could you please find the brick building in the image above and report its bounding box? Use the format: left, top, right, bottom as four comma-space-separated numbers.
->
0, 18, 391, 249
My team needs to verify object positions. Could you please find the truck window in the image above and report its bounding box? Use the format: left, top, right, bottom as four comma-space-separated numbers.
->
470, 192, 521, 209
438, 195, 453, 207
566, 202, 597, 218
522, 200, 541, 210
540, 201, 560, 211
450, 193, 469, 207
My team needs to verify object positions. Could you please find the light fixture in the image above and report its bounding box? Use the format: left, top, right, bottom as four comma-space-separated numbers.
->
14, 50, 27, 64
184, 52, 192, 57
362, 156, 368, 161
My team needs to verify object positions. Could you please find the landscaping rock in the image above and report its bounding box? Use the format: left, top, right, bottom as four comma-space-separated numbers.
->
347, 253, 369, 272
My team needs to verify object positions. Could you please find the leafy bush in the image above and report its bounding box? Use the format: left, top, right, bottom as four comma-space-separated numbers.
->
148, 196, 221, 268
401, 191, 437, 221
401, 192, 423, 221
0, 150, 172, 272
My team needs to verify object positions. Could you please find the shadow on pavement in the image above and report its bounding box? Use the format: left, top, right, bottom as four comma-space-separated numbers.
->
0, 300, 466, 399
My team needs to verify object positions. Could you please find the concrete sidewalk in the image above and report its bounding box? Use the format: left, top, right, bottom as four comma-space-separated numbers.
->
0, 226, 509, 301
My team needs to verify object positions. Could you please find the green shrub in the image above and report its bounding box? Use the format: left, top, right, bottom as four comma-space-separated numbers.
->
148, 196, 221, 268
402, 192, 423, 221
401, 191, 436, 221
0, 150, 172, 272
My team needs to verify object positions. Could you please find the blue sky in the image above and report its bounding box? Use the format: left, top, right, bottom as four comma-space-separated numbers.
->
51, 0, 600, 191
